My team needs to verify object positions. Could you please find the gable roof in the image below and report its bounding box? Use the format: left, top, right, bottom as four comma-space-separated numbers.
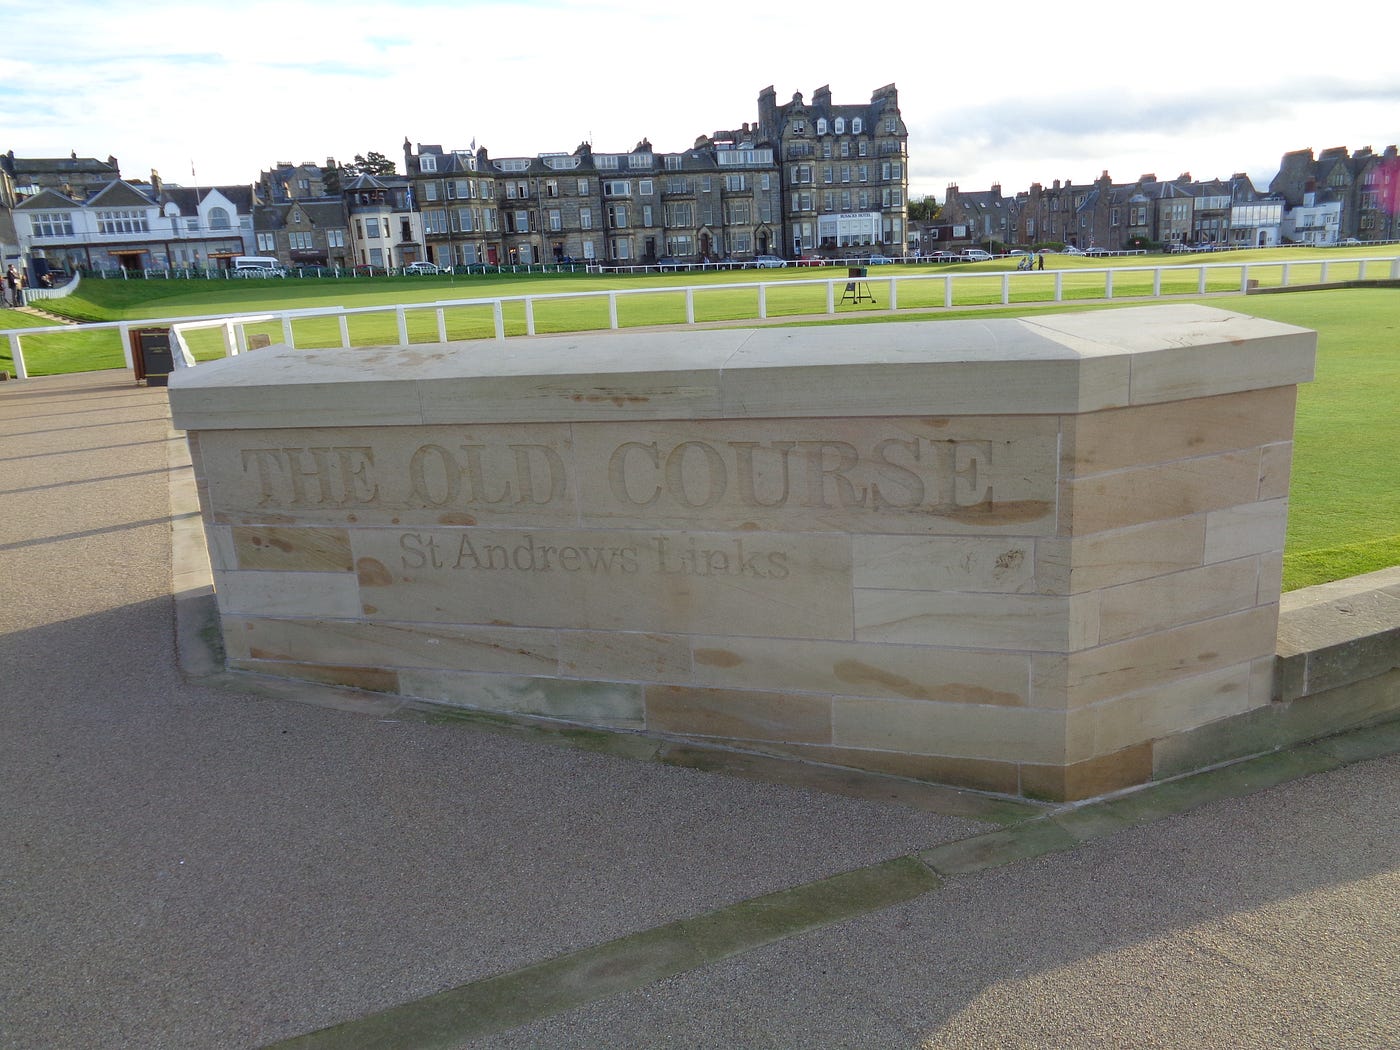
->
15, 188, 80, 210
87, 181, 156, 208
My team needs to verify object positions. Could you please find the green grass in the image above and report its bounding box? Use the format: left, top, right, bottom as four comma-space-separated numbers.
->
5, 249, 1397, 589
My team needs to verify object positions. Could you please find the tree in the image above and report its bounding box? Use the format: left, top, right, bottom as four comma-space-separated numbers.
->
322, 151, 397, 194
907, 195, 941, 223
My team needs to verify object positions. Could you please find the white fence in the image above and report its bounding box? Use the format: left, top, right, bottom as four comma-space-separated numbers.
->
4, 255, 1399, 381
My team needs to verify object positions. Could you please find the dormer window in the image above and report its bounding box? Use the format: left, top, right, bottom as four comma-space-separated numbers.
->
834, 117, 845, 134
816, 118, 828, 135
420, 154, 437, 172
852, 117, 862, 134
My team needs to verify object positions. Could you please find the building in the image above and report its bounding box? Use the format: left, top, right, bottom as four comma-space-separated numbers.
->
403, 85, 908, 268
758, 83, 908, 257
11, 172, 255, 274
1270, 145, 1400, 243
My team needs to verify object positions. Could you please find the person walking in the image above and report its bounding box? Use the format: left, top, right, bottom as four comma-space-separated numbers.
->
1036, 250, 1045, 271
5, 265, 23, 308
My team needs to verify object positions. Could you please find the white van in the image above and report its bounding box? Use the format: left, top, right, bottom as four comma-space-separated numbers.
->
232, 256, 288, 277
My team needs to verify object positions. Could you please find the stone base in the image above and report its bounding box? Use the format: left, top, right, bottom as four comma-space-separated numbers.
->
172, 306, 1317, 800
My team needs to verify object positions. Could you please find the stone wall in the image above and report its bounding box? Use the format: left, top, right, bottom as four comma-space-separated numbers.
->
170, 305, 1317, 800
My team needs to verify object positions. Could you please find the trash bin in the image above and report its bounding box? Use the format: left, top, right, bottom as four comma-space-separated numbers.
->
131, 327, 174, 387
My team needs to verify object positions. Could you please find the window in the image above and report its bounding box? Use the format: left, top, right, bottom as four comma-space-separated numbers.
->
823, 167, 833, 185
257, 233, 276, 252
852, 118, 862, 134
31, 210, 74, 236
885, 118, 897, 133
1110, 208, 1120, 226
665, 233, 693, 255
604, 180, 631, 197
858, 140, 868, 157
760, 173, 771, 191
577, 178, 590, 195
548, 209, 562, 231
545, 180, 559, 197
792, 120, 805, 134
841, 141, 851, 158
726, 173, 747, 191
859, 165, 869, 183
209, 207, 231, 230
424, 182, 439, 202
701, 176, 712, 192
606, 203, 627, 228
97, 209, 149, 234
643, 205, 653, 226
639, 179, 653, 196
666, 201, 693, 226
816, 118, 828, 135
580, 207, 592, 230
841, 165, 851, 183
327, 229, 345, 247
420, 154, 437, 172
725, 199, 750, 225
732, 231, 751, 253
834, 117, 845, 134
288, 231, 314, 249
610, 237, 630, 259
666, 176, 689, 194
791, 164, 813, 185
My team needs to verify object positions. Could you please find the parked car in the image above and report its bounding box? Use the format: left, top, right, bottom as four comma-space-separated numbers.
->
752, 255, 788, 268
1339, 237, 1362, 246
656, 257, 685, 271
867, 254, 894, 264
929, 250, 959, 262
404, 261, 444, 274
1084, 246, 1109, 257
960, 249, 993, 262
795, 255, 827, 267
1060, 245, 1085, 256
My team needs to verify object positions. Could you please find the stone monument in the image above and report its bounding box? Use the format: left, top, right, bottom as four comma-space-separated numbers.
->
169, 304, 1316, 800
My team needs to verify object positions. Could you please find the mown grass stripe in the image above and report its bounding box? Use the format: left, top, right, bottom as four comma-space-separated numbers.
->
268, 855, 940, 1050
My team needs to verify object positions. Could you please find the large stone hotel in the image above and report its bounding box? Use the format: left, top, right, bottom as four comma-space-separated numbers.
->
404, 83, 908, 267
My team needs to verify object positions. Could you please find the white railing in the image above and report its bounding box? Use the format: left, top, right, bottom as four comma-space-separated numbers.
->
20, 271, 82, 302
4, 255, 1399, 381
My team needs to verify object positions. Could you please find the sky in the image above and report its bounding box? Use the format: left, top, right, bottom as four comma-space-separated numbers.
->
4, 0, 1398, 203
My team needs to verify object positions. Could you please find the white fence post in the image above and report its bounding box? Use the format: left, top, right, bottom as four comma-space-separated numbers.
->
758, 284, 768, 319
395, 307, 409, 346
118, 323, 133, 369
1104, 271, 1114, 299
1001, 274, 1010, 305
827, 280, 836, 313
1054, 272, 1064, 302
944, 276, 954, 308
493, 301, 506, 341
608, 293, 618, 330
1198, 267, 1208, 294
685, 289, 695, 324
281, 315, 295, 347
436, 308, 447, 343
222, 322, 238, 358
525, 298, 536, 336
338, 315, 350, 348
888, 277, 897, 309
1240, 265, 1250, 293
6, 334, 25, 379
1153, 269, 1163, 297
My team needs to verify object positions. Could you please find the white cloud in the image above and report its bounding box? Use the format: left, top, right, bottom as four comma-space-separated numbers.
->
8, 0, 1398, 202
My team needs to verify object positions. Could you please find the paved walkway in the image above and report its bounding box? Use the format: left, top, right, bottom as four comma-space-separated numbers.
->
1, 369, 1396, 1050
